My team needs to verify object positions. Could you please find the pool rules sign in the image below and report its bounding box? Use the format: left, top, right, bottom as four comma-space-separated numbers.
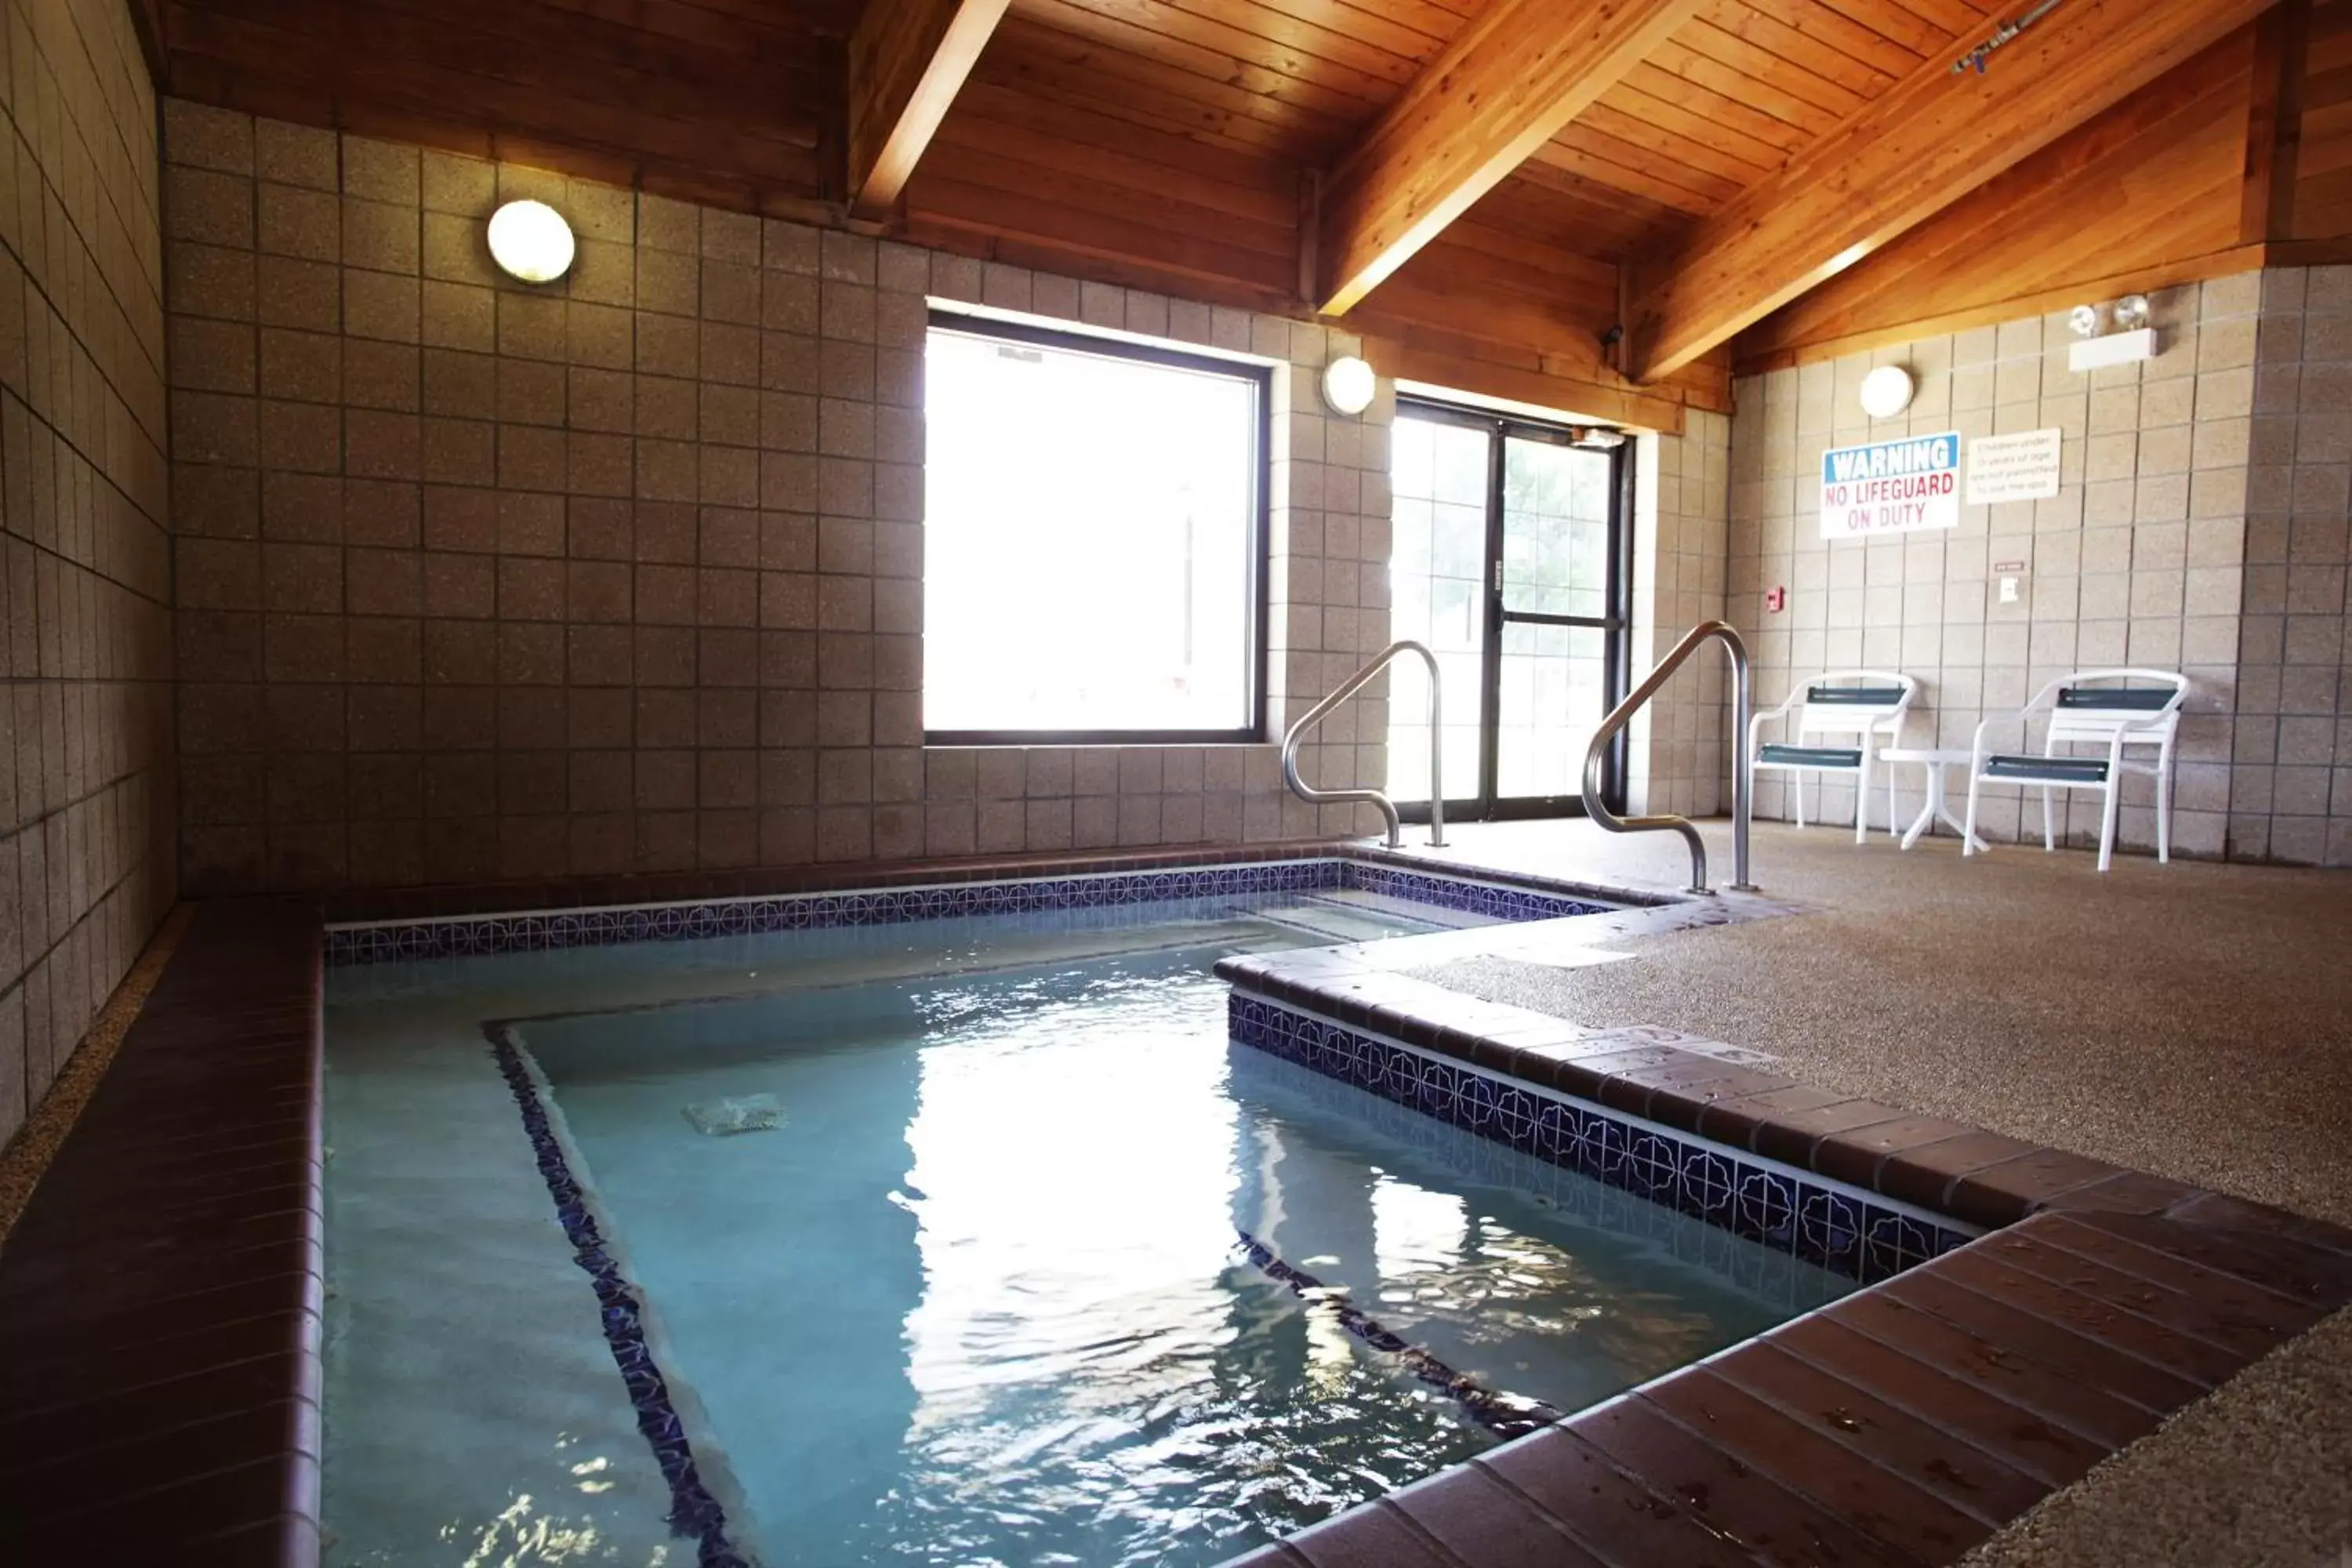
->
1819, 431, 1961, 540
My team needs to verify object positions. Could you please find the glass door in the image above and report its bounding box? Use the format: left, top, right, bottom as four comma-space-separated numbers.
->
1494, 430, 1623, 813
1387, 415, 1490, 813
1388, 403, 1628, 821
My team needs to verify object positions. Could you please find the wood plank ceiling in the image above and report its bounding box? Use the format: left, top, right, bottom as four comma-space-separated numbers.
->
151, 0, 2335, 421
909, 0, 2013, 414
982, 0, 2005, 260
162, 0, 862, 212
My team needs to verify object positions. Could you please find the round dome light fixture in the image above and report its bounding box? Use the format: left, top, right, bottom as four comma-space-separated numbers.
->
486, 199, 575, 284
2069, 303, 2106, 339
1320, 354, 1377, 416
2112, 293, 2152, 332
1859, 364, 1915, 419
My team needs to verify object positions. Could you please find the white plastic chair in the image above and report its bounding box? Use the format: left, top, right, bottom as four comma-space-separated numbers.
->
1963, 668, 2190, 873
1748, 671, 1918, 844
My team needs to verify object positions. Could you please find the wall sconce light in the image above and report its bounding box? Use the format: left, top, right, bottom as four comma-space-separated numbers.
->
1320, 354, 1377, 416
2066, 292, 2160, 372
487, 199, 576, 284
1859, 364, 1915, 419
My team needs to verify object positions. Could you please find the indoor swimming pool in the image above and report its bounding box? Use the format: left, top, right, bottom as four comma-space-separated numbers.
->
321, 876, 1853, 1567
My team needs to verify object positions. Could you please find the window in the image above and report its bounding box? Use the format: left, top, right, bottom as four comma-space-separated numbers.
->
923, 316, 1269, 744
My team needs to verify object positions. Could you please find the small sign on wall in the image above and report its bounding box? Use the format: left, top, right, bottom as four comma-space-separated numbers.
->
1965, 427, 2063, 506
1820, 431, 1960, 540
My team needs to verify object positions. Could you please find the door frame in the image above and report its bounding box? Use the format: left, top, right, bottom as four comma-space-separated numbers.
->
1393, 397, 1634, 824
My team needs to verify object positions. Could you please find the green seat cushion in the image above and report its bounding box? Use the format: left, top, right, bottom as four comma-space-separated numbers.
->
1759, 744, 1864, 768
2057, 687, 2173, 711
1984, 754, 2110, 784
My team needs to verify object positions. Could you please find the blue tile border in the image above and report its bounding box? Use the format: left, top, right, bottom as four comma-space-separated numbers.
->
323, 858, 1617, 965
1227, 994, 1975, 1284
485, 1022, 749, 1568
1339, 861, 1616, 925
1232, 1046, 1849, 1315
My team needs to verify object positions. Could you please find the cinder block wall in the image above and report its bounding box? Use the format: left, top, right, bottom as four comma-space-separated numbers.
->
2237, 267, 2352, 867
1728, 278, 2268, 859
1627, 410, 1731, 822
0, 0, 173, 1146
160, 102, 1392, 895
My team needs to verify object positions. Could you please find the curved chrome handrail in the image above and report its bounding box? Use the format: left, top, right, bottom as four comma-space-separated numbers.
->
1282, 640, 1446, 849
1581, 619, 1755, 895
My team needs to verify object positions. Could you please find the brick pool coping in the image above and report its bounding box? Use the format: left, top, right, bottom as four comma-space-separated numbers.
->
1217, 946, 2352, 1568
2, 841, 2346, 1564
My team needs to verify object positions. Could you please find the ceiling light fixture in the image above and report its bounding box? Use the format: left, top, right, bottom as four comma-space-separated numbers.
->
486, 199, 575, 284
1320, 354, 1377, 417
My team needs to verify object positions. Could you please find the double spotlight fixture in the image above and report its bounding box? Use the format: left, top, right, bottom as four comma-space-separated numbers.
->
2065, 292, 2160, 372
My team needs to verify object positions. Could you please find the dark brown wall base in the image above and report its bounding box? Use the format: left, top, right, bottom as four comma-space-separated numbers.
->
0, 900, 322, 1563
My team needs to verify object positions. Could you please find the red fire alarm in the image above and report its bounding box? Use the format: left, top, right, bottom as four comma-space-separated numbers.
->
1765, 586, 1787, 613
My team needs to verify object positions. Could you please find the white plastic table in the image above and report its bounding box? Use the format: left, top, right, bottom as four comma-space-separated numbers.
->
1881, 746, 1990, 851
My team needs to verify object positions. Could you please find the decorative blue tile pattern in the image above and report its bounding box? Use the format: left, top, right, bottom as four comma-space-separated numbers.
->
1236, 1047, 1849, 1314
1339, 861, 1614, 924
487, 1024, 749, 1568
1227, 995, 1973, 1284
324, 858, 1616, 965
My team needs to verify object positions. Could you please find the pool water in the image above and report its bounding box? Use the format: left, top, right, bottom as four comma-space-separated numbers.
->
322, 889, 1850, 1567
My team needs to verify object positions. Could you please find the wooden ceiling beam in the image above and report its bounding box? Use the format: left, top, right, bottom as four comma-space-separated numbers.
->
1623, 0, 2284, 383
2241, 0, 2313, 242
848, 0, 1012, 220
1313, 0, 1707, 316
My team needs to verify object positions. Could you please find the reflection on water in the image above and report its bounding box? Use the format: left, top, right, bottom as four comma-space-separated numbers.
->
517, 931, 1850, 1568
873, 967, 1491, 1566
423, 1439, 668, 1568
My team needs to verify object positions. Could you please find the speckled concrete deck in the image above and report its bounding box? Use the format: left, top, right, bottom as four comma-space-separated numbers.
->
1402, 818, 2352, 1568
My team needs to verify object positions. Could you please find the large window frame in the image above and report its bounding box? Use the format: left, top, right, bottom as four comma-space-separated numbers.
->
921, 310, 1273, 749
1393, 397, 1635, 822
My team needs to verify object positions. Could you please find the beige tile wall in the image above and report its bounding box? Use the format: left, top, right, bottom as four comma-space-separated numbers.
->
1729, 278, 2259, 858
0, 0, 172, 1145
162, 100, 1390, 894
1628, 409, 1731, 821
2240, 265, 2352, 867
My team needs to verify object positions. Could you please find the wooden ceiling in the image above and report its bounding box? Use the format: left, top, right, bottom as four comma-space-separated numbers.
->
1531, 1, 2004, 254
992, 0, 1488, 166
158, 0, 860, 212
149, 0, 2347, 424
982, 0, 2010, 259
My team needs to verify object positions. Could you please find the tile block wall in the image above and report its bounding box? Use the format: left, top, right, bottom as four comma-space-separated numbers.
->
1628, 409, 1730, 821
2241, 266, 2352, 866
1730, 278, 2259, 858
162, 101, 1389, 894
0, 0, 172, 1146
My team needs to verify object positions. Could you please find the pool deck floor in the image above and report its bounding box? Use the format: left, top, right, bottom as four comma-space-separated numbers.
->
2, 822, 2346, 1566
1396, 818, 2352, 1568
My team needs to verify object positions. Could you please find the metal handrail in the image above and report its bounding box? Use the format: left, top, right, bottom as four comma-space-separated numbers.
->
1581, 619, 1755, 895
1282, 640, 1446, 850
